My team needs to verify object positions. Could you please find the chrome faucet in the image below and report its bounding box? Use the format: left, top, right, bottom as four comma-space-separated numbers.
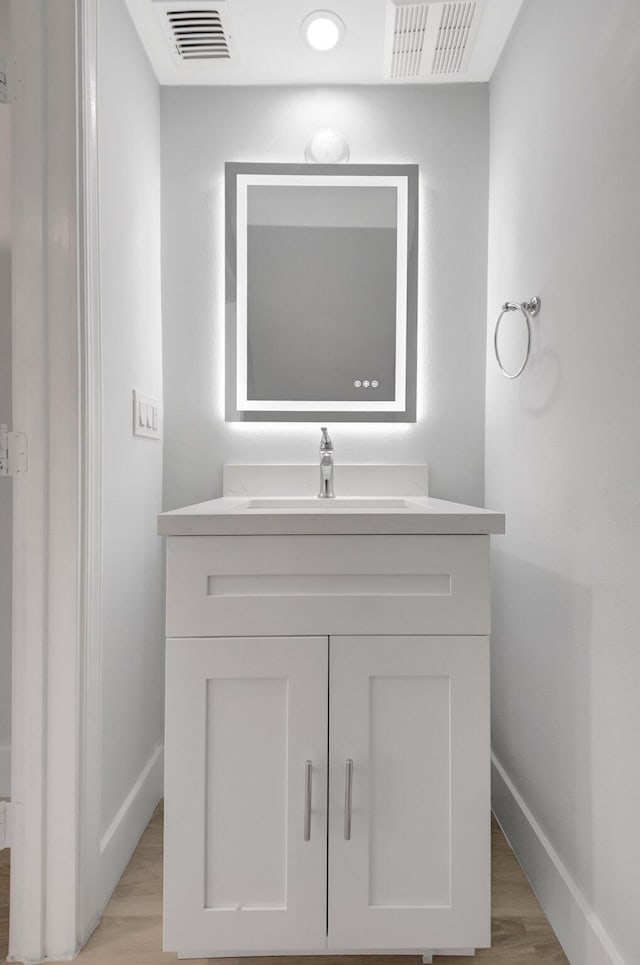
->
318, 427, 335, 499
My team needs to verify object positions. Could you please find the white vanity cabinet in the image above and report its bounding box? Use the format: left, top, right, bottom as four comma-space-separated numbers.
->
161, 521, 501, 960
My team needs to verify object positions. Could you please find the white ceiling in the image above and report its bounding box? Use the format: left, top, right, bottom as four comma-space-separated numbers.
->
124, 0, 525, 86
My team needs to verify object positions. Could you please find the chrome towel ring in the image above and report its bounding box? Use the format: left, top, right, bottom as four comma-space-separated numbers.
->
494, 296, 541, 379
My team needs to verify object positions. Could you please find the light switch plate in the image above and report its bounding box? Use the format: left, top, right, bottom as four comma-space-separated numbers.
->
133, 390, 162, 440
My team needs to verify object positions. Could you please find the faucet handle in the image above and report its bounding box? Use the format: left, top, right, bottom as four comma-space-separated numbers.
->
320, 427, 333, 450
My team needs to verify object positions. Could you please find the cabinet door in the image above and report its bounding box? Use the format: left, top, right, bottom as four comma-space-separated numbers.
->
164, 636, 328, 955
328, 635, 490, 951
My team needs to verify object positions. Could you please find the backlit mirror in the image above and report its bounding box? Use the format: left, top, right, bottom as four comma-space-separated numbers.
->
226, 163, 418, 421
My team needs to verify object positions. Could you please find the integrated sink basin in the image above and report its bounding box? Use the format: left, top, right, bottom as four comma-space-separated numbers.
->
242, 497, 414, 510
157, 463, 505, 537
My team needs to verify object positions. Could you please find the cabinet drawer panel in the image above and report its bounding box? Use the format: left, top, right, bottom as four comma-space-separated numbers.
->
166, 535, 489, 637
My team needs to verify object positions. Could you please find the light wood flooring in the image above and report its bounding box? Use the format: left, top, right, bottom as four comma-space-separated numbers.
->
0, 806, 568, 964
0, 845, 7, 962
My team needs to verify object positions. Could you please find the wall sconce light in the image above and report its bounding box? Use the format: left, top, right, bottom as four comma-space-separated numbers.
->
305, 129, 350, 163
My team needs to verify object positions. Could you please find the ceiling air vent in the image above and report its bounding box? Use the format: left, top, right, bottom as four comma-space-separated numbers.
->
430, 1, 477, 75
389, 4, 430, 79
153, 0, 232, 62
385, 0, 483, 80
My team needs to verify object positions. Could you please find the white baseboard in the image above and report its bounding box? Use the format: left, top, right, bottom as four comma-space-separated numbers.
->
99, 744, 163, 910
491, 753, 626, 965
0, 743, 10, 798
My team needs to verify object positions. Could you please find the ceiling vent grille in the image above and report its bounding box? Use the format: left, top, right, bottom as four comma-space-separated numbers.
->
431, 1, 477, 75
390, 4, 430, 79
385, 0, 483, 80
154, 1, 231, 61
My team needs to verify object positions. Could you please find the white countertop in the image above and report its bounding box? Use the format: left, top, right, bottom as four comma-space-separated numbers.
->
158, 495, 506, 537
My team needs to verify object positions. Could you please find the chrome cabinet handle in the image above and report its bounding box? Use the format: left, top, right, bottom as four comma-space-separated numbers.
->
304, 760, 312, 841
344, 758, 353, 840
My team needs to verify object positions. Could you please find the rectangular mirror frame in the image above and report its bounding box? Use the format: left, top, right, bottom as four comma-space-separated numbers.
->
225, 162, 418, 422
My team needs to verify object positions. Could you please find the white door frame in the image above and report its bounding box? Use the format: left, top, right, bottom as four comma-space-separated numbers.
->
9, 0, 102, 960
76, 0, 103, 946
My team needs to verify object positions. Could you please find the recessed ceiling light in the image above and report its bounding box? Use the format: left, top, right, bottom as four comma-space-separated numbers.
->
301, 11, 345, 52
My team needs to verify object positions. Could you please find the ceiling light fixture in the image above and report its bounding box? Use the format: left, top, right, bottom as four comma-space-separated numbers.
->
301, 10, 345, 52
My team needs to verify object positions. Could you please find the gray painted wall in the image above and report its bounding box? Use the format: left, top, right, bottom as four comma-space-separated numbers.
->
161, 85, 489, 510
486, 0, 640, 961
